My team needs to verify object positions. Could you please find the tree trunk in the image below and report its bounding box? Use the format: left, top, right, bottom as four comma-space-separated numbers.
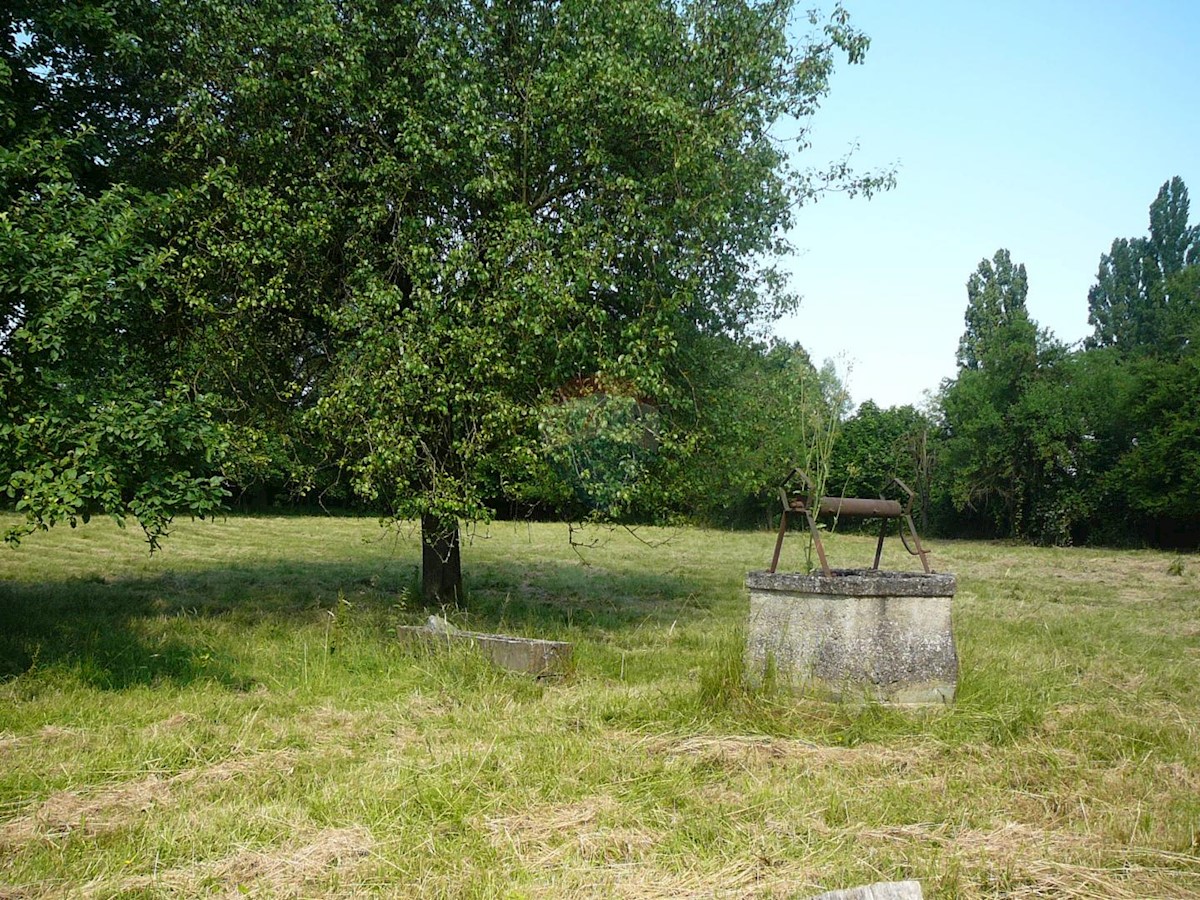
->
421, 513, 463, 606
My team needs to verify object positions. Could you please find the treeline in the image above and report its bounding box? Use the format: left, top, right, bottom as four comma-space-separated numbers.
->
820, 178, 1200, 549
933, 177, 1200, 547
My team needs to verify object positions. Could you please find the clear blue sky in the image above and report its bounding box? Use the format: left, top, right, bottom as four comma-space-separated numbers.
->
773, 1, 1200, 410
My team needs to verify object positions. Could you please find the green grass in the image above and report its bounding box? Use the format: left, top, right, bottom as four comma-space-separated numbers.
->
1, 514, 1198, 897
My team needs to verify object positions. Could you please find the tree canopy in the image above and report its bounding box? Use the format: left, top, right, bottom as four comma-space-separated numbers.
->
931, 178, 1200, 547
2, 0, 890, 597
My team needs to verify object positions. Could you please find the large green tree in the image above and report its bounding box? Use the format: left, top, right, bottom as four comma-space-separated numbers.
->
683, 338, 848, 528
164, 0, 890, 603
931, 182, 1200, 547
1073, 178, 1200, 544
3, 1, 889, 601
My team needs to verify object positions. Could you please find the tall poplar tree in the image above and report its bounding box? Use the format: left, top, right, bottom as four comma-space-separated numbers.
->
1087, 177, 1200, 354
956, 248, 1033, 373
940, 250, 1077, 541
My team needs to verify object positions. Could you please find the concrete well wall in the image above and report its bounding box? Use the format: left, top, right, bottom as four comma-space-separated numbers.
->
745, 569, 958, 705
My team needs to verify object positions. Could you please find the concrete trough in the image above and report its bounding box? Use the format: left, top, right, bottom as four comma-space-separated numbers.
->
745, 569, 957, 705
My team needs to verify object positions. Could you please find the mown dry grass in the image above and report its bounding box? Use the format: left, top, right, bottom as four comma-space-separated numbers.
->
1, 513, 1198, 897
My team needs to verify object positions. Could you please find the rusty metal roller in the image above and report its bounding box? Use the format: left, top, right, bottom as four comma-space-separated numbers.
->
817, 497, 904, 518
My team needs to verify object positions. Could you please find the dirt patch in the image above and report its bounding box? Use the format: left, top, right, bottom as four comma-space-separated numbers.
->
0, 749, 297, 845
403, 692, 460, 719
390, 723, 421, 748
299, 705, 359, 732
178, 748, 297, 786
2, 726, 94, 756
206, 825, 372, 887
1153, 759, 1200, 795
1, 776, 169, 844
97, 825, 374, 898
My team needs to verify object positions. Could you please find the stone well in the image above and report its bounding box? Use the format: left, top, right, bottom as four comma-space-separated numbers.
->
745, 569, 958, 705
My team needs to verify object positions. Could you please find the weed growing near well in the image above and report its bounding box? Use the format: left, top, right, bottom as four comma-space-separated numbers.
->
1, 514, 1198, 897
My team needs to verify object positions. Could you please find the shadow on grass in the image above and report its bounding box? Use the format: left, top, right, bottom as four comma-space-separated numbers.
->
0, 556, 706, 687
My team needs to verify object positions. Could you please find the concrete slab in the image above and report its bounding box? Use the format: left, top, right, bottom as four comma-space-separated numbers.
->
398, 617, 573, 677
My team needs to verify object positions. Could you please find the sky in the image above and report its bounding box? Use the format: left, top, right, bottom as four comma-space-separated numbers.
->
772, 0, 1200, 410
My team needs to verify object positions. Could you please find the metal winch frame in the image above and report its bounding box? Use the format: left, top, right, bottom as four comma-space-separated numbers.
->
768, 468, 931, 577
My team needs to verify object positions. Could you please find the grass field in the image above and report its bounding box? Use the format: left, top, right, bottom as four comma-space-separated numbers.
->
1, 513, 1198, 898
